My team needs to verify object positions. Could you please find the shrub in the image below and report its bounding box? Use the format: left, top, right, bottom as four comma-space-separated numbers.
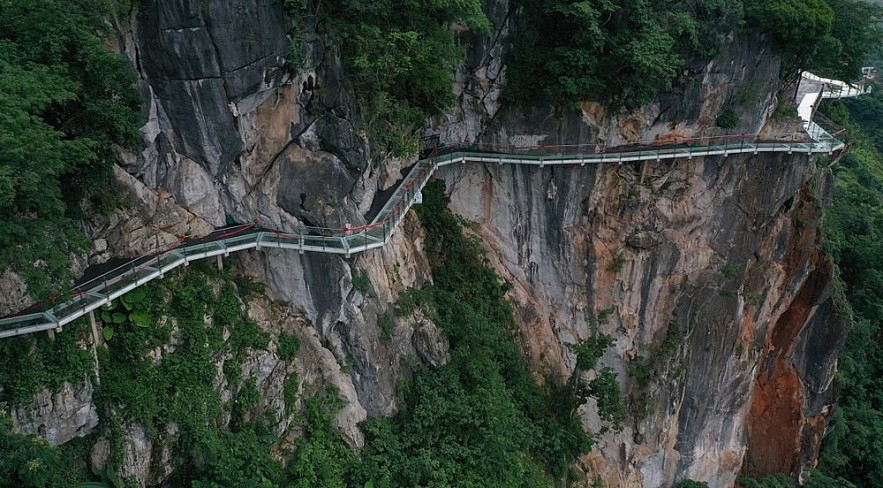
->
351, 269, 371, 295
378, 312, 395, 343
277, 332, 301, 362
716, 109, 739, 129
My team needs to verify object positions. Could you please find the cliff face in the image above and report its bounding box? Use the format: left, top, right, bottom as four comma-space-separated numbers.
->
432, 5, 847, 484
5, 0, 847, 486
440, 152, 841, 486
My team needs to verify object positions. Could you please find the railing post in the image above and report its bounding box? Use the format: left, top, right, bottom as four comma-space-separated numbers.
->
89, 310, 101, 347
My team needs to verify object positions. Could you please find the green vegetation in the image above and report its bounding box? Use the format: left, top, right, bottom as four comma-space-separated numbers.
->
0, 191, 619, 486
627, 323, 685, 420
351, 268, 371, 295
812, 87, 883, 488
0, 319, 94, 406
0, 262, 359, 487
507, 0, 742, 109
607, 252, 627, 273
0, 0, 141, 298
352, 180, 605, 485
0, 410, 100, 488
715, 109, 739, 129
377, 311, 395, 343
277, 332, 301, 362
721, 264, 742, 280
322, 0, 489, 158
507, 0, 880, 109
674, 481, 709, 488
739, 472, 855, 487
745, 0, 882, 81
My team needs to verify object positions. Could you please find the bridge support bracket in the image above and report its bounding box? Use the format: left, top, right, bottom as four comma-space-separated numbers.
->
89, 310, 100, 346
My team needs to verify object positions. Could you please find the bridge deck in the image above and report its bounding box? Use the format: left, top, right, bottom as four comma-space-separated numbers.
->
0, 72, 869, 339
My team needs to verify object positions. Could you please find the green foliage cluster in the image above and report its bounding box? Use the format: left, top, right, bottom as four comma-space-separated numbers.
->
715, 109, 739, 129
277, 332, 301, 362
98, 265, 267, 423
627, 323, 685, 420
0, 410, 100, 488
745, 0, 882, 81
607, 252, 627, 273
377, 311, 394, 343
352, 180, 598, 486
0, 319, 94, 406
507, 0, 880, 109
739, 472, 855, 487
674, 481, 709, 488
814, 88, 883, 488
323, 0, 489, 158
181, 389, 354, 488
0, 0, 141, 298
507, 0, 743, 109
351, 268, 371, 295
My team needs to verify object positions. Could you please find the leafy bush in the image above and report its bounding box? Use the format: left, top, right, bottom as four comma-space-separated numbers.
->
674, 481, 710, 488
0, 319, 94, 406
589, 368, 626, 427
378, 312, 395, 343
745, 0, 882, 80
815, 91, 883, 487
507, 0, 742, 109
277, 332, 301, 362
715, 109, 739, 129
569, 334, 614, 371
607, 252, 627, 273
351, 269, 371, 295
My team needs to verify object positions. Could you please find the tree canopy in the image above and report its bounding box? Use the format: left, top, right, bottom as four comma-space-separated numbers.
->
507, 0, 880, 109
815, 88, 883, 488
0, 0, 141, 298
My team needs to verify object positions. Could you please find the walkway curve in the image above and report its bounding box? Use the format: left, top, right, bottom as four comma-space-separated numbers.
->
0, 73, 870, 339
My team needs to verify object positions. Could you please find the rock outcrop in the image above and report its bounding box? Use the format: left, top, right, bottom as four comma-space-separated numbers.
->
11, 378, 99, 446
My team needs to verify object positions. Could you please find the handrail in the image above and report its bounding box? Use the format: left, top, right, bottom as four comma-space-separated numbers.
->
0, 72, 869, 339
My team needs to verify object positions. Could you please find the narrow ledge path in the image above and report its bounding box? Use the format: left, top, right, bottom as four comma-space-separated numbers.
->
0, 73, 871, 339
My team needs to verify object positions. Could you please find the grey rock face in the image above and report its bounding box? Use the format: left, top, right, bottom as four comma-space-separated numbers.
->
0, 269, 30, 316
135, 0, 291, 176
11, 378, 98, 446
412, 313, 450, 369
275, 145, 359, 228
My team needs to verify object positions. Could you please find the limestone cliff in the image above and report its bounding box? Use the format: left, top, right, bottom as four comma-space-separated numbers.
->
4, 0, 847, 486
